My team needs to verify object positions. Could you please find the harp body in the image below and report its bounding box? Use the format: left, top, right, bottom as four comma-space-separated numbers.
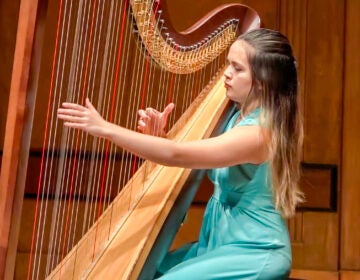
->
0, 0, 260, 279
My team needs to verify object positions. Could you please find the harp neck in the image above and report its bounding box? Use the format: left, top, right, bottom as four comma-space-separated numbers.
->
132, 1, 260, 74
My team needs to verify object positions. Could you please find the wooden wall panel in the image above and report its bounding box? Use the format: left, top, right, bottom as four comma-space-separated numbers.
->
290, 269, 338, 280
292, 212, 338, 269
165, 0, 280, 31
341, 0, 360, 270
341, 271, 360, 280
303, 0, 344, 164
279, 0, 307, 104
275, 0, 343, 271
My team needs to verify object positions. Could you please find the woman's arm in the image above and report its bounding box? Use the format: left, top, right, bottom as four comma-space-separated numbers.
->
57, 99, 268, 169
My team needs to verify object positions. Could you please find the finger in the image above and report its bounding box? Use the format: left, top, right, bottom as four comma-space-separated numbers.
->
57, 113, 86, 123
146, 107, 160, 115
137, 125, 147, 133
63, 122, 86, 129
85, 98, 98, 113
146, 107, 163, 119
137, 122, 147, 132
58, 108, 85, 117
138, 119, 146, 127
138, 109, 150, 119
163, 103, 175, 116
147, 110, 159, 119
62, 102, 87, 111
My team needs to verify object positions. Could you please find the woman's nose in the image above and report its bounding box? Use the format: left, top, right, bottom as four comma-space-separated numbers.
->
224, 66, 231, 79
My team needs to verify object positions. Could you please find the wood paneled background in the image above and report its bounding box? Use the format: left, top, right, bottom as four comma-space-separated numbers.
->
0, 0, 359, 279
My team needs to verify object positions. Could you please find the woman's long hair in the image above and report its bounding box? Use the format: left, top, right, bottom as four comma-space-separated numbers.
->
239, 28, 304, 217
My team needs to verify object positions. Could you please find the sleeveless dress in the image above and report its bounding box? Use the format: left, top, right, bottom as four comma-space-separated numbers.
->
156, 108, 291, 280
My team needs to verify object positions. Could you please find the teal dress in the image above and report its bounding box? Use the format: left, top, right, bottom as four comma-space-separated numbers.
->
157, 108, 291, 279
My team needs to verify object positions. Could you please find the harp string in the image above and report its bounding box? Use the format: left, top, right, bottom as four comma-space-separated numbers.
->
103, 0, 128, 210
127, 19, 145, 180
114, 4, 134, 202
28, 0, 69, 277
84, 0, 112, 235
107, 0, 131, 223
83, 0, 133, 263
71, 0, 108, 265
50, 0, 89, 275
91, 5, 119, 260
142, 1, 174, 188
131, 2, 164, 195
58, 0, 97, 272
45, 0, 83, 274
76, 0, 103, 244
122, 12, 143, 202
138, 1, 165, 188
135, 0, 162, 192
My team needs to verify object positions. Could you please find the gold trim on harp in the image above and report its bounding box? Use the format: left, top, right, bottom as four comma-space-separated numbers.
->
131, 0, 238, 74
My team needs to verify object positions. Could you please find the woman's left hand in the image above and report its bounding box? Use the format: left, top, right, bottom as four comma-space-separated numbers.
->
57, 98, 110, 138
137, 103, 174, 137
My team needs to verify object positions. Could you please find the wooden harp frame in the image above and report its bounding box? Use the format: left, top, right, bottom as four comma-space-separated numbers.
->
0, 0, 260, 279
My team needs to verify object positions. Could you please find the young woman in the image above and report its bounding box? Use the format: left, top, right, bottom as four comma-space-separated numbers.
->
58, 28, 303, 279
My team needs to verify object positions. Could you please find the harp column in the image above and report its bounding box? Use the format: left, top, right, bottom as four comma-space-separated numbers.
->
0, 0, 41, 278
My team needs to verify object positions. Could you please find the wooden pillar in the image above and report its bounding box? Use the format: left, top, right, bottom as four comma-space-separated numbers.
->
0, 0, 40, 278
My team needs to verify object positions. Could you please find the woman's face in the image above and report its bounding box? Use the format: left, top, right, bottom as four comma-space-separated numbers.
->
224, 40, 254, 104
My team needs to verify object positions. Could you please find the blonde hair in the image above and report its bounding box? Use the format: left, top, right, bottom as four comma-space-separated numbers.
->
239, 28, 304, 217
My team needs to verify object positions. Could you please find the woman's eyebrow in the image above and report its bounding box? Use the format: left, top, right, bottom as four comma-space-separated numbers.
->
228, 59, 245, 68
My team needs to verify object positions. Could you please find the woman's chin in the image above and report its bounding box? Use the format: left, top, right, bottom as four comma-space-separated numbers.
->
225, 90, 231, 98
225, 92, 235, 102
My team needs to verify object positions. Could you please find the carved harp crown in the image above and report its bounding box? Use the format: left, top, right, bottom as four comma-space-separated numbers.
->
0, 0, 260, 279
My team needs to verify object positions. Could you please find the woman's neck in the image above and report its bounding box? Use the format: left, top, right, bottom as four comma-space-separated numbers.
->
239, 99, 260, 116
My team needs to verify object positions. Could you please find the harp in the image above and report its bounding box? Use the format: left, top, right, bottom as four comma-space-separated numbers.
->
0, 0, 260, 279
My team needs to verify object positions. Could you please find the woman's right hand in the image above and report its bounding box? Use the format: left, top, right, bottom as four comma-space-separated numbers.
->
137, 103, 175, 137
57, 98, 110, 138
